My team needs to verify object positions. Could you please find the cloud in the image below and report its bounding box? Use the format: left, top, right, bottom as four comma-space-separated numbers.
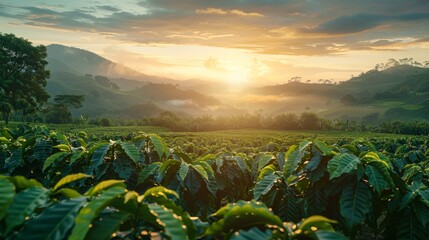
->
1, 1, 429, 56
309, 12, 429, 34
196, 8, 263, 17
98, 6, 120, 12
204, 58, 227, 72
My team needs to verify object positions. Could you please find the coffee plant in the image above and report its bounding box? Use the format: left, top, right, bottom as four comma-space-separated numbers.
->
1, 125, 429, 239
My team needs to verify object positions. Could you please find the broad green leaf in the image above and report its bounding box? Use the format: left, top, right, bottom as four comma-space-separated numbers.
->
148, 134, 170, 159
120, 142, 140, 163
69, 187, 126, 240
365, 165, 388, 194
0, 136, 10, 143
43, 152, 69, 172
0, 178, 15, 219
185, 168, 202, 195
258, 155, 274, 171
413, 200, 429, 227
192, 165, 209, 182
298, 215, 337, 232
85, 180, 125, 197
112, 157, 133, 181
230, 227, 273, 240
70, 150, 85, 165
158, 159, 180, 181
7, 176, 42, 190
148, 203, 188, 240
5, 187, 50, 234
396, 207, 427, 240
339, 182, 372, 233
234, 156, 249, 174
16, 198, 86, 240
327, 153, 361, 180
253, 174, 280, 200
222, 200, 283, 232
53, 173, 92, 191
178, 162, 190, 181
283, 142, 310, 178
314, 141, 332, 156
142, 186, 179, 202
85, 211, 130, 240
138, 162, 161, 184
54, 144, 71, 152
313, 230, 348, 240
54, 188, 82, 199
87, 142, 110, 173
257, 164, 276, 182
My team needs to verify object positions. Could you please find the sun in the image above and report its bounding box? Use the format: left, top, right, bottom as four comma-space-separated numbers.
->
228, 70, 249, 86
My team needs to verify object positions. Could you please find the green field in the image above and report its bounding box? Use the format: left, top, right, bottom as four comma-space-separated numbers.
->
1, 124, 429, 239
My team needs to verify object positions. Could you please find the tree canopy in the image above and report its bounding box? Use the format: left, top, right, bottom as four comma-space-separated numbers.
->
0, 33, 50, 124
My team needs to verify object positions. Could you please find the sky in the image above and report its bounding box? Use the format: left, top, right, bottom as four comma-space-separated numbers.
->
1, 0, 429, 86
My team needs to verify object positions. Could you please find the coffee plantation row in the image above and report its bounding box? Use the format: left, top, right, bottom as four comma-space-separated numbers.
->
0, 125, 429, 239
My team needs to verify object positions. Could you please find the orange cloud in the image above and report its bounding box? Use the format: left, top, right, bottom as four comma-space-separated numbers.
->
196, 8, 263, 17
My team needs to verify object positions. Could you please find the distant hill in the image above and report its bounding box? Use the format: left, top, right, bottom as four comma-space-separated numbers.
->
43, 43, 429, 121
46, 44, 180, 85
247, 65, 429, 120
44, 45, 223, 118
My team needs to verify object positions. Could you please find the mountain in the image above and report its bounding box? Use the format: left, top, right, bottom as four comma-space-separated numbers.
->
44, 45, 223, 118
246, 65, 429, 120
46, 44, 180, 85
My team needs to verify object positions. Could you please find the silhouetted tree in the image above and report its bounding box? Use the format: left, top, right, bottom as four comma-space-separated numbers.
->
0, 33, 50, 124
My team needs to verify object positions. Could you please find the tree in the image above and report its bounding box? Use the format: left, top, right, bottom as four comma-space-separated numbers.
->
45, 95, 85, 123
300, 112, 320, 130
0, 33, 50, 124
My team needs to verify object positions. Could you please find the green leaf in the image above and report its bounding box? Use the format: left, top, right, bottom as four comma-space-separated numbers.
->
148, 203, 188, 240
5, 187, 50, 234
313, 230, 349, 240
138, 162, 161, 184
365, 160, 395, 193
396, 207, 427, 240
120, 142, 140, 163
413, 200, 429, 227
298, 215, 337, 232
43, 152, 69, 172
192, 165, 209, 182
339, 182, 372, 233
0, 178, 15, 220
85, 211, 130, 240
87, 142, 110, 174
283, 141, 310, 178
314, 141, 332, 155
54, 144, 71, 152
253, 174, 280, 200
53, 173, 92, 191
148, 134, 170, 159
230, 227, 273, 240
258, 155, 274, 171
54, 188, 82, 199
16, 198, 86, 240
69, 187, 126, 240
257, 164, 276, 182
365, 164, 388, 194
112, 157, 133, 181
142, 186, 179, 201
222, 200, 283, 232
70, 150, 85, 165
327, 153, 361, 180
7, 176, 42, 190
85, 180, 125, 197
178, 162, 190, 181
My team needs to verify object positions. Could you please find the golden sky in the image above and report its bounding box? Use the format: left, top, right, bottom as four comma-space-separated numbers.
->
1, 0, 429, 86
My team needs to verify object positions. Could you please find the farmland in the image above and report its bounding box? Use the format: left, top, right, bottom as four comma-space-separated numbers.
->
1, 124, 428, 239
